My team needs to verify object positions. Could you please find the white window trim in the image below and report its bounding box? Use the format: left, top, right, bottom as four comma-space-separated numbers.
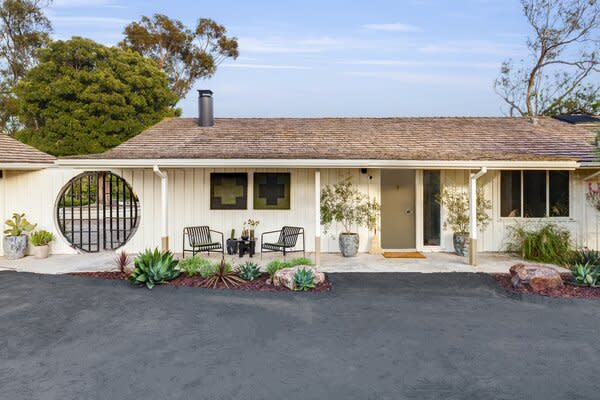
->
499, 170, 572, 220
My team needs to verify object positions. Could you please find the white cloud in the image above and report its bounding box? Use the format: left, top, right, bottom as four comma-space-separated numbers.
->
362, 23, 421, 32
221, 63, 310, 70
418, 40, 522, 56
345, 71, 486, 85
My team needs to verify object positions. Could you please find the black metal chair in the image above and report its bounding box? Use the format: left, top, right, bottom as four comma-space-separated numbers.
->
261, 226, 305, 258
183, 226, 224, 257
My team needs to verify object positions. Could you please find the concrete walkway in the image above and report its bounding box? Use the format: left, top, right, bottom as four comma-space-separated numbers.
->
0, 250, 567, 275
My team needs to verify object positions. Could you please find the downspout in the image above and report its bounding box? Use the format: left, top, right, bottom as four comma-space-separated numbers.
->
469, 167, 487, 266
153, 165, 169, 252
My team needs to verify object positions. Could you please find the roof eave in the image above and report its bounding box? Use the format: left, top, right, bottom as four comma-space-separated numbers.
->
0, 162, 56, 170
56, 158, 582, 170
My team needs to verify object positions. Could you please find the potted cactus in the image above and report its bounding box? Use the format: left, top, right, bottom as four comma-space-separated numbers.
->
3, 213, 37, 259
30, 230, 55, 259
226, 228, 238, 255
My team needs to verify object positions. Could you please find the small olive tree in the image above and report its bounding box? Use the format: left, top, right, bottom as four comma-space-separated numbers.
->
320, 178, 380, 234
436, 187, 491, 234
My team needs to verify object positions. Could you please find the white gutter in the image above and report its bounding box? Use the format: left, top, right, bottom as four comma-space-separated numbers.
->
56, 158, 581, 170
153, 165, 169, 251
0, 163, 55, 170
469, 167, 488, 266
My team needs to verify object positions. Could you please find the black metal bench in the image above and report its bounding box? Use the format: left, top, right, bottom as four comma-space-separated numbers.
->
261, 226, 305, 258
183, 226, 224, 257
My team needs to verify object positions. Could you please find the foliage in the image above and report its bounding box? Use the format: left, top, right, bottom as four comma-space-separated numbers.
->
0, 0, 52, 135
571, 263, 600, 287
128, 248, 180, 289
202, 257, 244, 288
237, 261, 262, 281
293, 268, 316, 291
586, 182, 600, 212
199, 261, 217, 279
568, 248, 600, 268
120, 14, 238, 100
266, 260, 291, 279
320, 177, 380, 234
287, 257, 313, 267
15, 37, 178, 156
178, 256, 212, 277
505, 223, 572, 265
494, 0, 600, 116
29, 230, 53, 246
436, 187, 491, 233
3, 213, 36, 236
113, 250, 131, 274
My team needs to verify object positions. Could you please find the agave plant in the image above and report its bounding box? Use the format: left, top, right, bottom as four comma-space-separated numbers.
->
4, 213, 36, 237
128, 248, 180, 289
293, 268, 316, 291
237, 261, 262, 281
569, 248, 600, 268
202, 257, 245, 288
571, 263, 600, 287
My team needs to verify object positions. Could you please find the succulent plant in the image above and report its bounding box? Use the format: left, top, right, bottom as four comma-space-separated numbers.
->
571, 263, 600, 287
202, 257, 245, 289
237, 261, 261, 281
4, 213, 36, 237
179, 256, 212, 277
293, 268, 316, 292
128, 248, 180, 289
30, 230, 54, 246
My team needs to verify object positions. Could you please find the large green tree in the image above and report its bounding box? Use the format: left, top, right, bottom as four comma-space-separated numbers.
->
0, 0, 52, 135
16, 37, 177, 156
120, 14, 238, 100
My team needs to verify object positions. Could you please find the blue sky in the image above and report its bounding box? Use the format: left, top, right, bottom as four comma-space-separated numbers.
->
46, 0, 532, 117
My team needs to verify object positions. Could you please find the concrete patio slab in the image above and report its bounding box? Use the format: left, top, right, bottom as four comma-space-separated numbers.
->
0, 252, 116, 274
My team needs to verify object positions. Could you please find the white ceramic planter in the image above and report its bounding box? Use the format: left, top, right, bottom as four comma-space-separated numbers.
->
31, 244, 50, 259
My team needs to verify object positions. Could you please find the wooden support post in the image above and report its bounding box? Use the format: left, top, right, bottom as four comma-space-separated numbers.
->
315, 169, 321, 267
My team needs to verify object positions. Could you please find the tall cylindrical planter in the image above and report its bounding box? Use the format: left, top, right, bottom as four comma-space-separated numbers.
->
453, 232, 468, 257
3, 235, 28, 260
339, 233, 360, 257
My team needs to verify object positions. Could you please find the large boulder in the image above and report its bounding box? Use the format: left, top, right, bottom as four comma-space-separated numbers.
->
509, 263, 563, 291
272, 266, 326, 290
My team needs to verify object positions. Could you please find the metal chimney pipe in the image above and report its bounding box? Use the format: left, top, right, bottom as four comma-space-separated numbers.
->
198, 89, 214, 127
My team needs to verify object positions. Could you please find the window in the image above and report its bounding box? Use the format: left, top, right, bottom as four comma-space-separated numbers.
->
500, 170, 569, 218
423, 171, 441, 246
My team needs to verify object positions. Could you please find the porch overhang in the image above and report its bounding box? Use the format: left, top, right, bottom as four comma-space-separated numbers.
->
0, 162, 55, 170
56, 158, 582, 170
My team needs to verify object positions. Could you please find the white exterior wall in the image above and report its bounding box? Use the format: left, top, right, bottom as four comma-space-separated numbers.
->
1, 166, 597, 256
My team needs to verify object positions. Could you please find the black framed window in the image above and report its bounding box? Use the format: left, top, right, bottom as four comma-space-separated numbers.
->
423, 171, 441, 246
500, 170, 569, 218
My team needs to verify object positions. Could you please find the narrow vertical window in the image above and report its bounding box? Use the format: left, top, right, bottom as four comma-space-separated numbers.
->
501, 171, 521, 217
423, 170, 441, 246
523, 171, 547, 218
549, 171, 569, 217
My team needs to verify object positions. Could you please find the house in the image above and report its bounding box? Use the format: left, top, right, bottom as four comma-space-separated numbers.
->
2, 90, 599, 265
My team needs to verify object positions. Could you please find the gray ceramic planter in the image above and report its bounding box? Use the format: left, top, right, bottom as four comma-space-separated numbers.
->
453, 232, 468, 257
3, 235, 28, 260
339, 233, 359, 257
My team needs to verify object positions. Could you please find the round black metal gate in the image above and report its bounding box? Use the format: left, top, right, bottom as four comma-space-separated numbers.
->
56, 172, 140, 252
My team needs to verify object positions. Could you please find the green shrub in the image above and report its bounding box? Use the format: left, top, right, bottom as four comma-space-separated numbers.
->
505, 223, 572, 265
30, 230, 54, 246
568, 248, 600, 268
199, 262, 218, 279
571, 263, 600, 287
287, 257, 313, 267
293, 268, 315, 291
179, 256, 212, 277
266, 260, 291, 279
128, 249, 180, 289
238, 261, 262, 281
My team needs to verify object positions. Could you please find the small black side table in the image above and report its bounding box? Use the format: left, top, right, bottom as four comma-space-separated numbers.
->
237, 239, 256, 258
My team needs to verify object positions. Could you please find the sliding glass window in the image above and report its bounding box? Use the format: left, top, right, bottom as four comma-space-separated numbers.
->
423, 171, 441, 246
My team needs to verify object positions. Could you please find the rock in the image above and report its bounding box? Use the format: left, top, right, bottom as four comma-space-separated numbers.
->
509, 263, 563, 291
272, 266, 326, 290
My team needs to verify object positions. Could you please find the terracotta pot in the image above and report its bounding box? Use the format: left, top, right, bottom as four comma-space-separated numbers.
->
3, 235, 27, 260
339, 233, 359, 257
31, 244, 50, 259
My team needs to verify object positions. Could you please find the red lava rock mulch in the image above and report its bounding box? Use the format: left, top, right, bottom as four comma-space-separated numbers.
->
70, 271, 331, 293
491, 273, 600, 298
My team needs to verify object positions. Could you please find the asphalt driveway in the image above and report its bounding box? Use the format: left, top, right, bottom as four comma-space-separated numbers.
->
1, 271, 599, 400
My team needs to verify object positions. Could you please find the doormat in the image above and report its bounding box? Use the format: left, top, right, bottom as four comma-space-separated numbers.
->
382, 252, 426, 259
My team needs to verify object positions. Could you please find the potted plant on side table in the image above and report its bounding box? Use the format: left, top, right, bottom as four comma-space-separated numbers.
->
320, 178, 380, 257
30, 230, 55, 259
226, 229, 238, 255
3, 213, 37, 259
436, 187, 491, 256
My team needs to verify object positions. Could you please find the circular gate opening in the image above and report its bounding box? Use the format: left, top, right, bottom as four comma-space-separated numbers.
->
56, 171, 140, 252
